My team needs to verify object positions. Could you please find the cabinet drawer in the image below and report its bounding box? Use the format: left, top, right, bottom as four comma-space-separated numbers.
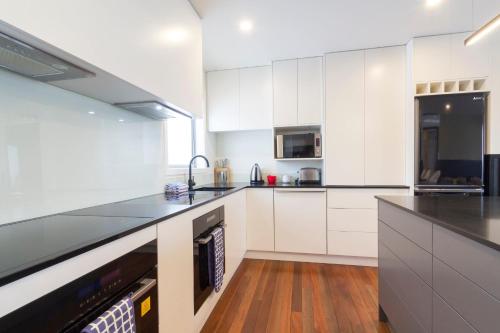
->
433, 292, 478, 333
327, 209, 377, 232
378, 202, 432, 252
379, 276, 429, 333
327, 231, 377, 257
433, 258, 500, 333
433, 225, 500, 300
327, 188, 408, 209
379, 243, 432, 331
379, 221, 432, 286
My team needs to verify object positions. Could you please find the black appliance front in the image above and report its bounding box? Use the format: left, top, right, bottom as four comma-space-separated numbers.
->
283, 133, 316, 158
193, 206, 225, 314
485, 154, 500, 196
416, 93, 486, 191
0, 240, 158, 333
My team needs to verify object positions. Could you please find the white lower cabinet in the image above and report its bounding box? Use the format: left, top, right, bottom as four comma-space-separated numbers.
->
274, 189, 327, 254
246, 188, 274, 251
157, 212, 194, 333
327, 188, 408, 258
223, 190, 247, 277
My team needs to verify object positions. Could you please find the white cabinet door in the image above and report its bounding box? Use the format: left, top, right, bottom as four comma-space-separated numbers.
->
364, 46, 406, 185
207, 70, 239, 132
239, 66, 273, 130
274, 189, 326, 254
325, 50, 365, 185
157, 214, 194, 333
451, 32, 491, 79
224, 190, 246, 277
273, 59, 298, 126
0, 0, 203, 117
246, 188, 274, 251
298, 57, 323, 125
327, 209, 378, 233
413, 35, 452, 82
328, 231, 378, 257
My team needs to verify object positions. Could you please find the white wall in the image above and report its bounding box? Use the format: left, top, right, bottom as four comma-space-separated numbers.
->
0, 69, 213, 225
215, 130, 322, 182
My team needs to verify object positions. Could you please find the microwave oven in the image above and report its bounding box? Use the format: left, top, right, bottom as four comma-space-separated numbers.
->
276, 132, 321, 159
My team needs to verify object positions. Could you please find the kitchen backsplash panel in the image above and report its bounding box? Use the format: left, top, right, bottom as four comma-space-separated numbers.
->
0, 69, 170, 224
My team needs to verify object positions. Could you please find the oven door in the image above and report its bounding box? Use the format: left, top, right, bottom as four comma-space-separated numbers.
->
283, 133, 315, 158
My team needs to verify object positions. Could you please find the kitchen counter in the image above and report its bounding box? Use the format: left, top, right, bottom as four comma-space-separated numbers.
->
376, 195, 500, 251
0, 182, 409, 288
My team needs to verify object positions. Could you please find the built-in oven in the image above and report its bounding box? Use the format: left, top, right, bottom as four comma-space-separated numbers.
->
0, 240, 158, 333
193, 206, 225, 314
276, 132, 321, 159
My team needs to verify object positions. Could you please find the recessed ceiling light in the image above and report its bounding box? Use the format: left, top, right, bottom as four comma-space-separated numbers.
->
162, 27, 188, 43
118, 119, 125, 122
239, 19, 254, 33
88, 111, 95, 115
425, 0, 442, 8
155, 105, 163, 111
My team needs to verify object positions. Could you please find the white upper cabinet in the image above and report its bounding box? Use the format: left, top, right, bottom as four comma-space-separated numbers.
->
239, 66, 273, 130
413, 33, 491, 82
325, 50, 365, 185
298, 57, 323, 125
413, 35, 452, 82
207, 70, 239, 132
273, 59, 298, 126
364, 46, 406, 185
450, 32, 491, 79
207, 66, 272, 132
0, 0, 203, 117
273, 57, 323, 127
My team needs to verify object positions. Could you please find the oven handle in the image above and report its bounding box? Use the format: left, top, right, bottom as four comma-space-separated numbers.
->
194, 223, 227, 244
130, 278, 157, 302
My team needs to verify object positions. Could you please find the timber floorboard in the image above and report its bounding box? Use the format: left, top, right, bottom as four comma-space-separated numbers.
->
201, 259, 391, 333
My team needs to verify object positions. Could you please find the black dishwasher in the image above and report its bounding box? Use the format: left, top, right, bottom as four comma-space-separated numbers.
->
193, 206, 225, 314
0, 240, 158, 333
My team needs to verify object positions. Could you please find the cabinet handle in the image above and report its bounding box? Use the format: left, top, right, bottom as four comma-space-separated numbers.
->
274, 189, 326, 193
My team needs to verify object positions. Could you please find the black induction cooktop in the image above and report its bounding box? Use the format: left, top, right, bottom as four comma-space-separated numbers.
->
0, 215, 152, 286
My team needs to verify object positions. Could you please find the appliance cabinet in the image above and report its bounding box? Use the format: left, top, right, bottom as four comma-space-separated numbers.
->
273, 57, 323, 127
246, 188, 274, 251
274, 189, 327, 254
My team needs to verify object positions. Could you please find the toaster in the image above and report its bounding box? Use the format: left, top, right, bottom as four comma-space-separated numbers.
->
298, 168, 321, 184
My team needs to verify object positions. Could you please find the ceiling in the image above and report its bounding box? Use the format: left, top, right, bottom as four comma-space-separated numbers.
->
190, 0, 499, 71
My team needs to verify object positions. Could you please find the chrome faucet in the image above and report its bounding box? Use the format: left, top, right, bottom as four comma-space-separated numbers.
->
188, 155, 210, 191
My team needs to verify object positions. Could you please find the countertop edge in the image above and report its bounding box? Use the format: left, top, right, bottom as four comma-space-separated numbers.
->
375, 196, 500, 252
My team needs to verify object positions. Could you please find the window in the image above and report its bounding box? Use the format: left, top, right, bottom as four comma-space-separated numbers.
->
166, 114, 194, 167
165, 113, 206, 169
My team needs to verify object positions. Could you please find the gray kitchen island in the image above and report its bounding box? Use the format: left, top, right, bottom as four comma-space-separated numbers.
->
376, 195, 500, 333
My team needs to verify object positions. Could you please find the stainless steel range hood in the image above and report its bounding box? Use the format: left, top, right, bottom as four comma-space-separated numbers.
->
114, 101, 186, 120
0, 31, 94, 82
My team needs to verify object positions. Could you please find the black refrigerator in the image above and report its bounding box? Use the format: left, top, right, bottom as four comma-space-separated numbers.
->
415, 93, 486, 195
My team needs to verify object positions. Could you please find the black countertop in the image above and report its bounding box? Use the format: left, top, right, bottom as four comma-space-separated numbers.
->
376, 196, 500, 252
0, 182, 409, 288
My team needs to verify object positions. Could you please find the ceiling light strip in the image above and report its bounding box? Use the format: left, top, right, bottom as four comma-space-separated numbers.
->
464, 14, 500, 46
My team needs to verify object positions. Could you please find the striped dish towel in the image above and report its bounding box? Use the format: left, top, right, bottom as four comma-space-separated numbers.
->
81, 297, 136, 333
208, 226, 225, 293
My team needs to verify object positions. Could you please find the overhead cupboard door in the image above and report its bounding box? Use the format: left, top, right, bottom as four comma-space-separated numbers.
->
207, 69, 239, 131
239, 66, 273, 130
273, 59, 298, 126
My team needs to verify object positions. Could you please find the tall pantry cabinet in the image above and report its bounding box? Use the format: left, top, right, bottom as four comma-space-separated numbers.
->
324, 46, 406, 185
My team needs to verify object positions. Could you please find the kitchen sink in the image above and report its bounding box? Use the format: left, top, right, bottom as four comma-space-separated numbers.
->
194, 186, 235, 192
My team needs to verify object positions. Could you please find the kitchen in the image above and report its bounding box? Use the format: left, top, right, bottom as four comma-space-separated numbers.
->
0, 0, 499, 332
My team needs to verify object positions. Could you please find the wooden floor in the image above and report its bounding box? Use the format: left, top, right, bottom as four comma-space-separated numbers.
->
201, 259, 390, 333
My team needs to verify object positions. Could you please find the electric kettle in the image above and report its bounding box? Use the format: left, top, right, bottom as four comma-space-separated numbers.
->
250, 163, 264, 184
